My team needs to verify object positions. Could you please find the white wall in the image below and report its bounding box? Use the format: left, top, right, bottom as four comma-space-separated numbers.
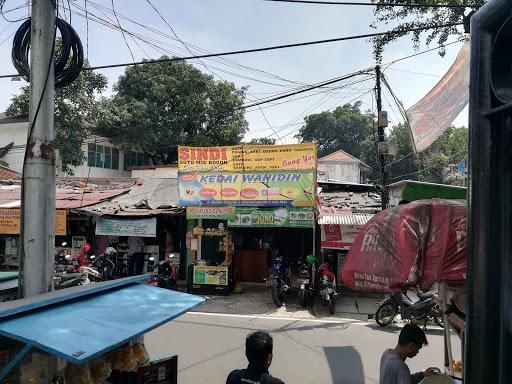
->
68, 141, 131, 178
131, 166, 178, 179
318, 161, 361, 183
0, 120, 29, 173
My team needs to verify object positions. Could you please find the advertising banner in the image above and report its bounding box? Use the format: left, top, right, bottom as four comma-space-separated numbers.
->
186, 206, 236, 220
321, 224, 363, 250
179, 171, 316, 207
178, 143, 317, 172
193, 266, 228, 285
407, 42, 470, 152
0, 208, 67, 236
95, 217, 157, 237
228, 207, 314, 228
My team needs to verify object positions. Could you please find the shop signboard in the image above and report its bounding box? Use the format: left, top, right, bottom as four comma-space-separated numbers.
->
178, 171, 316, 207
228, 207, 314, 228
321, 224, 363, 250
186, 206, 236, 220
193, 265, 228, 285
0, 208, 67, 236
95, 217, 157, 237
178, 143, 317, 172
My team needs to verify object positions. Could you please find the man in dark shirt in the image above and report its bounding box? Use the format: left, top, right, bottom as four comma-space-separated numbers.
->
227, 331, 285, 384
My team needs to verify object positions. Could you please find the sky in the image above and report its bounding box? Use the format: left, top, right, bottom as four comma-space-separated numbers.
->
0, 0, 468, 144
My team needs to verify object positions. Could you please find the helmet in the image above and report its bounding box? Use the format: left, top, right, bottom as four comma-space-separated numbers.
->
305, 255, 316, 266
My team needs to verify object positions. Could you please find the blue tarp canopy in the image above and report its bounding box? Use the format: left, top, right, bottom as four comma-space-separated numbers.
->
0, 276, 204, 365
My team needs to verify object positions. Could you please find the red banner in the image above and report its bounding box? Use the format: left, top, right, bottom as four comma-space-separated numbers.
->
341, 199, 466, 292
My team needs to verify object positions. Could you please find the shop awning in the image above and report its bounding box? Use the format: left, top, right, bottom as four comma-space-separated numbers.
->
0, 276, 204, 365
318, 213, 374, 226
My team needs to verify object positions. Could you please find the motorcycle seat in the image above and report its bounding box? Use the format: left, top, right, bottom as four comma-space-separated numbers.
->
417, 291, 434, 299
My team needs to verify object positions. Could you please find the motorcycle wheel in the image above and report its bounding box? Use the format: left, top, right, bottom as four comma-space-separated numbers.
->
298, 288, 306, 308
328, 295, 336, 315
432, 306, 445, 328
271, 285, 283, 307
376, 300, 398, 326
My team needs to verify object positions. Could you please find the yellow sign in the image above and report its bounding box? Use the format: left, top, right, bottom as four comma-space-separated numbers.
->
0, 209, 67, 236
178, 143, 317, 172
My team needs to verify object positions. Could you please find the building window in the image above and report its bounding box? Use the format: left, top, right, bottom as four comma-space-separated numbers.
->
124, 151, 151, 170
87, 144, 120, 170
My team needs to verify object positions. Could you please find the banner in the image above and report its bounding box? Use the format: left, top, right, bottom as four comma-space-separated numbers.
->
95, 217, 157, 237
228, 207, 314, 228
321, 224, 364, 250
193, 266, 228, 285
407, 42, 470, 152
0, 208, 66, 236
186, 207, 236, 220
178, 143, 317, 172
179, 171, 316, 207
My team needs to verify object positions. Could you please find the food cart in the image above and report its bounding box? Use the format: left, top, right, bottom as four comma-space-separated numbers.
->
0, 275, 204, 383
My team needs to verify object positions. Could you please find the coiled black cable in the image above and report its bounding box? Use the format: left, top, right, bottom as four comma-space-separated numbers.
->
11, 17, 84, 88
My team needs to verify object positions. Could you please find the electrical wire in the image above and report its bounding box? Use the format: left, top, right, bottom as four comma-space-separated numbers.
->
262, 0, 477, 8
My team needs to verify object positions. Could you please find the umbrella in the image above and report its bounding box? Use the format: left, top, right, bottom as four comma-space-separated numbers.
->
340, 199, 466, 293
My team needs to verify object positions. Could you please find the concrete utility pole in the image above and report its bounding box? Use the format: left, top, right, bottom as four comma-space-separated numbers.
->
21, 0, 56, 297
375, 66, 389, 210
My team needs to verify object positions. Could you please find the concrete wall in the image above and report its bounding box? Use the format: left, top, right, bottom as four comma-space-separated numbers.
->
131, 166, 178, 179
318, 161, 361, 183
0, 119, 29, 173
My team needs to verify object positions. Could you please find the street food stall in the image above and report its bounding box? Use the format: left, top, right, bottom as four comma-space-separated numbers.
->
178, 143, 318, 293
0, 275, 204, 383
340, 199, 467, 381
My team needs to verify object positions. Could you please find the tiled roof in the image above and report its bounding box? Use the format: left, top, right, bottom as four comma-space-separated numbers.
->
319, 150, 356, 162
0, 166, 21, 179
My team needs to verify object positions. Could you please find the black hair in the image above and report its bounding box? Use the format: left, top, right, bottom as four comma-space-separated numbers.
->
398, 323, 428, 348
246, 331, 273, 366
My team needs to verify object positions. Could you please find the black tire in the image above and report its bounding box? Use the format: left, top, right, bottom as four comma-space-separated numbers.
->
328, 295, 336, 315
298, 288, 306, 307
376, 300, 398, 326
432, 306, 445, 328
271, 285, 283, 307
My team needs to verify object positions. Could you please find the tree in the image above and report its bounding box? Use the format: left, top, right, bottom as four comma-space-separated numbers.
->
245, 138, 276, 145
296, 102, 374, 158
370, 0, 484, 61
6, 66, 108, 173
97, 58, 248, 164
386, 124, 468, 185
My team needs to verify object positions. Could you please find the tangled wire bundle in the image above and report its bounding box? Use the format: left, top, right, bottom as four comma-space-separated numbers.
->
11, 17, 84, 88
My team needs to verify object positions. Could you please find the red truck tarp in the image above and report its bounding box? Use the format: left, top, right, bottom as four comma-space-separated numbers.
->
340, 199, 466, 293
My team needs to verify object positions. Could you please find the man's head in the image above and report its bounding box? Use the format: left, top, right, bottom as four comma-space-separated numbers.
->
397, 324, 428, 358
246, 331, 274, 368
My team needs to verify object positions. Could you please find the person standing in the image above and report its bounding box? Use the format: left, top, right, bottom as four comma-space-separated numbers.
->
227, 331, 284, 384
380, 323, 440, 384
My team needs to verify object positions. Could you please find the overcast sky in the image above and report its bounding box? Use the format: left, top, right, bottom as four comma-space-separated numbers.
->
0, 0, 467, 144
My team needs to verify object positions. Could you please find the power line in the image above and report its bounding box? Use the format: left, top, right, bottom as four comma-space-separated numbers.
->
262, 0, 477, 8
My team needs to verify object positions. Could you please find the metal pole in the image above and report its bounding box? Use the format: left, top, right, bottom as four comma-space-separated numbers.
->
21, 0, 56, 297
375, 66, 389, 210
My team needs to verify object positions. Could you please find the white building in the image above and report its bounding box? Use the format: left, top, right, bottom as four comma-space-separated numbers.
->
317, 149, 372, 184
0, 113, 152, 178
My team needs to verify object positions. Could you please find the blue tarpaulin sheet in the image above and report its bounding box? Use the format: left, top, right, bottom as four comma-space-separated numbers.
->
0, 283, 204, 365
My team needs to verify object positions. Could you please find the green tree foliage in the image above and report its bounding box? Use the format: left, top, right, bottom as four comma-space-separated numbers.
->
296, 102, 374, 158
387, 124, 468, 185
246, 137, 276, 145
370, 0, 484, 61
6, 66, 108, 173
97, 58, 248, 164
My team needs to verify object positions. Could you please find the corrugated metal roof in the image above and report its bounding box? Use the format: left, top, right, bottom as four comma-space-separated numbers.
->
318, 213, 374, 226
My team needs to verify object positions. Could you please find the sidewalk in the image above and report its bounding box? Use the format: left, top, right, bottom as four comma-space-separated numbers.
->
191, 283, 385, 322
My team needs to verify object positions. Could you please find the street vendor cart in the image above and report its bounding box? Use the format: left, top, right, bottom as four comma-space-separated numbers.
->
0, 275, 204, 383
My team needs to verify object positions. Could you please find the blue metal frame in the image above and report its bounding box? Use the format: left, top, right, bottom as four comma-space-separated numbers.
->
0, 343, 31, 382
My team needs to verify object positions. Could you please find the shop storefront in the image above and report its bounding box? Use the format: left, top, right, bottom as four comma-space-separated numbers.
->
179, 144, 318, 294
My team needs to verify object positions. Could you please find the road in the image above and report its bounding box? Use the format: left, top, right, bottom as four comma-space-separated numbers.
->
145, 312, 445, 384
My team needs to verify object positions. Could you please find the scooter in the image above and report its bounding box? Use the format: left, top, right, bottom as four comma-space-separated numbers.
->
265, 257, 291, 307
155, 254, 179, 290
375, 287, 444, 328
318, 275, 337, 315
297, 263, 314, 307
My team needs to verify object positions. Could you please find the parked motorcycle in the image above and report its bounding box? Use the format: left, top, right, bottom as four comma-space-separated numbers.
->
375, 288, 444, 328
92, 253, 115, 281
153, 254, 180, 290
265, 257, 290, 307
318, 275, 337, 314
297, 256, 316, 307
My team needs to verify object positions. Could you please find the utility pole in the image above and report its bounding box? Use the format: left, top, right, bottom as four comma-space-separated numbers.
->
375, 65, 389, 210
21, 0, 56, 297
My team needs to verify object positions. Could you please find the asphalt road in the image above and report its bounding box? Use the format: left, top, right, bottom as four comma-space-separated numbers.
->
145, 312, 445, 384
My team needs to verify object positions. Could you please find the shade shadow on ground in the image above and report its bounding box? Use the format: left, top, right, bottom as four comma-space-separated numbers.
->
324, 345, 365, 384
